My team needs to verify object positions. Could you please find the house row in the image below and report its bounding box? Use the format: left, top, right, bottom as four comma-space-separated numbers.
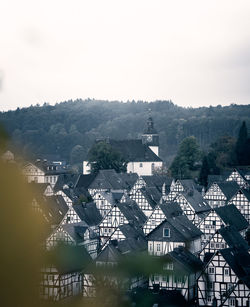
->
24, 164, 250, 305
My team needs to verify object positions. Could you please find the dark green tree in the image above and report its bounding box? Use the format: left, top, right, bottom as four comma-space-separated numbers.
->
170, 136, 201, 179
88, 141, 128, 174
235, 121, 248, 165
70, 145, 85, 165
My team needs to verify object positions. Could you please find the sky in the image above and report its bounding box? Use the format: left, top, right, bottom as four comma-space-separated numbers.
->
0, 0, 250, 111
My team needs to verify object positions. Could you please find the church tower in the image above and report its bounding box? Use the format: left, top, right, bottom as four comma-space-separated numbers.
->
142, 115, 159, 156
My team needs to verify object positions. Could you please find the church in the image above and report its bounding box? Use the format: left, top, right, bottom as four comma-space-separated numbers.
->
83, 116, 163, 176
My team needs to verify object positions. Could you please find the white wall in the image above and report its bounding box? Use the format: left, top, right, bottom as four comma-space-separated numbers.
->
127, 161, 163, 176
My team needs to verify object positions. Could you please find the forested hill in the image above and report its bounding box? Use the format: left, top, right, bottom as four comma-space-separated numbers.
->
1, 99, 250, 165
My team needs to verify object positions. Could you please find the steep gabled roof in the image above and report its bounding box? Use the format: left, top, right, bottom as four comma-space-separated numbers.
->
139, 187, 161, 209
159, 202, 183, 219
96, 243, 121, 263
109, 139, 162, 162
117, 236, 147, 253
117, 201, 147, 226
215, 204, 248, 231
180, 189, 211, 213
216, 181, 240, 200
142, 175, 173, 191
62, 221, 88, 244
74, 173, 98, 189
119, 223, 145, 239
242, 189, 250, 201
218, 226, 249, 250
169, 246, 203, 274
43, 195, 68, 225
220, 248, 250, 288
53, 173, 79, 192
147, 215, 202, 242
97, 191, 123, 206
88, 169, 135, 190
73, 202, 102, 226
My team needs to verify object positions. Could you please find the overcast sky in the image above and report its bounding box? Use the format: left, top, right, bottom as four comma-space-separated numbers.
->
0, 0, 250, 111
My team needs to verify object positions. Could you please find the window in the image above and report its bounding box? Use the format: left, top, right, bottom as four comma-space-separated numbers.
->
163, 228, 170, 237
104, 228, 107, 233
224, 268, 229, 276
229, 298, 235, 306
207, 296, 212, 303
210, 243, 214, 248
120, 217, 124, 223
139, 163, 143, 168
163, 263, 173, 270
108, 217, 112, 223
216, 243, 220, 248
156, 244, 161, 252
154, 275, 159, 281
149, 243, 153, 251
208, 267, 215, 274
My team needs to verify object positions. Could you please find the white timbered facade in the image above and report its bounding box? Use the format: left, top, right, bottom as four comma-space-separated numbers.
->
197, 248, 250, 307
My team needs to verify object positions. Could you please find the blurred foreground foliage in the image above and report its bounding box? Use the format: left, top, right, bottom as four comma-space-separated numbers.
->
0, 159, 201, 306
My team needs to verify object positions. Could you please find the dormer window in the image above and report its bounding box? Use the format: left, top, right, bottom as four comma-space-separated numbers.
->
163, 228, 170, 237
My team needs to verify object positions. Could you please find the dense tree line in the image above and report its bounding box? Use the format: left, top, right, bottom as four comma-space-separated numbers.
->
1, 100, 250, 166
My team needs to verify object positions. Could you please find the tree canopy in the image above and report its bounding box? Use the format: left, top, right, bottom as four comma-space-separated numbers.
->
87, 141, 128, 174
170, 136, 202, 179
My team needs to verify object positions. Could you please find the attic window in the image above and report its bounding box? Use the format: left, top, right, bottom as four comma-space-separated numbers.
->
139, 163, 143, 168
163, 228, 170, 237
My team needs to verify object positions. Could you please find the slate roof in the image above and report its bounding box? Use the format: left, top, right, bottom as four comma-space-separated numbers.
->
62, 186, 91, 202
42, 195, 68, 225
215, 204, 249, 231
178, 179, 199, 192
218, 225, 249, 250
96, 243, 121, 263
147, 215, 202, 242
89, 169, 138, 190
108, 139, 162, 162
117, 201, 147, 227
140, 187, 161, 209
220, 248, 250, 288
119, 223, 145, 239
53, 173, 80, 192
26, 160, 69, 175
242, 189, 250, 201
142, 175, 173, 192
98, 191, 123, 205
181, 189, 211, 213
168, 246, 204, 275
73, 202, 103, 226
117, 236, 148, 253
62, 221, 88, 244
216, 181, 240, 200
159, 202, 183, 219
74, 173, 97, 189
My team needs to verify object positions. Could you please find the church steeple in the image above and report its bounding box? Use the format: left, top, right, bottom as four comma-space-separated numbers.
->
142, 112, 159, 156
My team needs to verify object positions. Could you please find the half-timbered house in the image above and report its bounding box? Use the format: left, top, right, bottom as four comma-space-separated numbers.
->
175, 189, 211, 226
23, 160, 69, 187
204, 181, 240, 208
226, 167, 250, 189
93, 191, 123, 218
98, 201, 147, 246
130, 186, 161, 217
143, 201, 183, 235
198, 204, 249, 247
149, 246, 203, 302
228, 188, 250, 223
147, 213, 202, 256
40, 245, 92, 301
199, 225, 249, 262
197, 247, 250, 306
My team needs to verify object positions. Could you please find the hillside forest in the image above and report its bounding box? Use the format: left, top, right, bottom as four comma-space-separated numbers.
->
1, 99, 250, 173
